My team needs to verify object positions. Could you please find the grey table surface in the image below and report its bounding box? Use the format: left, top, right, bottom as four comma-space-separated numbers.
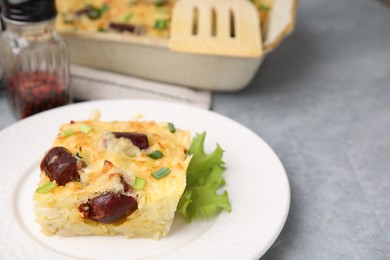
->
1, 0, 389, 259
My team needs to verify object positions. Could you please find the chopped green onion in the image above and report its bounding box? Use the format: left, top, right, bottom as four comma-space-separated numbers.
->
101, 4, 110, 14
133, 177, 146, 189
75, 152, 83, 159
152, 167, 171, 179
259, 3, 270, 11
36, 182, 58, 194
154, 19, 167, 30
156, 7, 169, 14
88, 8, 101, 19
86, 4, 109, 19
79, 124, 93, 133
63, 15, 75, 24
168, 122, 176, 133
148, 150, 164, 160
154, 0, 165, 6
61, 129, 74, 137
123, 12, 133, 22
128, 0, 137, 4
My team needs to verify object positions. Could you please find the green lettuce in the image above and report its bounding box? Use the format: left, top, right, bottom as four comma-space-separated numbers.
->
177, 132, 231, 222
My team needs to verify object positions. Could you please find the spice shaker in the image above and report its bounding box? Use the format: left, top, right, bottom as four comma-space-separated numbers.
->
0, 0, 71, 119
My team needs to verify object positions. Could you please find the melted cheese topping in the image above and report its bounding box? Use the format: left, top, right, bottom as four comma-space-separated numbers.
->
55, 0, 274, 39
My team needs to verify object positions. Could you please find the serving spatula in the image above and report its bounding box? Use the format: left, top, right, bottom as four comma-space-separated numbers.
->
169, 0, 262, 57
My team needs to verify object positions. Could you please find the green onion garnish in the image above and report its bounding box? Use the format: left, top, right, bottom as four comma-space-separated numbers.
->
101, 4, 110, 14
75, 152, 83, 159
79, 124, 93, 133
128, 0, 137, 4
123, 12, 133, 22
168, 122, 176, 133
154, 19, 167, 30
259, 4, 270, 11
64, 16, 75, 24
88, 8, 101, 19
154, 0, 165, 7
133, 177, 146, 189
36, 182, 58, 194
148, 150, 164, 160
152, 167, 171, 179
156, 7, 169, 14
61, 129, 74, 137
86, 4, 110, 19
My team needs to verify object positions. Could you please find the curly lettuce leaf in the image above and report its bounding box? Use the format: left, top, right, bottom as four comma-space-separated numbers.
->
178, 132, 231, 222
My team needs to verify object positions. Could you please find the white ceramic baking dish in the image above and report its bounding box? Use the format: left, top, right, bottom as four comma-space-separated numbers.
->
61, 0, 297, 91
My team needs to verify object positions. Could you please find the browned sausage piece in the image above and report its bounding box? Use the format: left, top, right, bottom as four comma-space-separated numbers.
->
78, 192, 138, 224
112, 132, 149, 149
40, 146, 80, 186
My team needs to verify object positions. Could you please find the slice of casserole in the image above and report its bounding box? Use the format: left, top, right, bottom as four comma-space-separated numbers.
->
33, 117, 191, 239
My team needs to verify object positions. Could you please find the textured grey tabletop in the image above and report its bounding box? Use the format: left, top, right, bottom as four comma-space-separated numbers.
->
1, 0, 390, 259
214, 0, 390, 258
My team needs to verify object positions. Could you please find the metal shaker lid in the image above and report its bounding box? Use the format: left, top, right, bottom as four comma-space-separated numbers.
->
1, 0, 57, 22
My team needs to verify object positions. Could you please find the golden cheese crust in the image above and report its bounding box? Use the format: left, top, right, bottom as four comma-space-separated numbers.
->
55, 0, 274, 39
34, 118, 191, 239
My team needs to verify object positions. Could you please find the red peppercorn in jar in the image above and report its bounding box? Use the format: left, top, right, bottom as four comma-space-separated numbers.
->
0, 0, 71, 119
7, 71, 69, 118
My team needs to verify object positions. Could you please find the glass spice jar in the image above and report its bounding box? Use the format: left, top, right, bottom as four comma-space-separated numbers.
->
0, 0, 71, 119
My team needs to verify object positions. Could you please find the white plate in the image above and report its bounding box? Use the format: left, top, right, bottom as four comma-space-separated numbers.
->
0, 99, 290, 260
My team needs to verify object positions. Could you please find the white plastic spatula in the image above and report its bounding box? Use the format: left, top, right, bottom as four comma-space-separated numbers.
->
169, 0, 263, 57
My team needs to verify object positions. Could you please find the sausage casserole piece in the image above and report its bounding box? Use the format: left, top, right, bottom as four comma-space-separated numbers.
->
34, 115, 191, 239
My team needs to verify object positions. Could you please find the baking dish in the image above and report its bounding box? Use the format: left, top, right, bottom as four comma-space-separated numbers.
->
60, 0, 297, 91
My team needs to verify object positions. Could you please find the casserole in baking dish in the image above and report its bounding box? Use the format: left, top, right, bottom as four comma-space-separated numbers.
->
55, 0, 297, 91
